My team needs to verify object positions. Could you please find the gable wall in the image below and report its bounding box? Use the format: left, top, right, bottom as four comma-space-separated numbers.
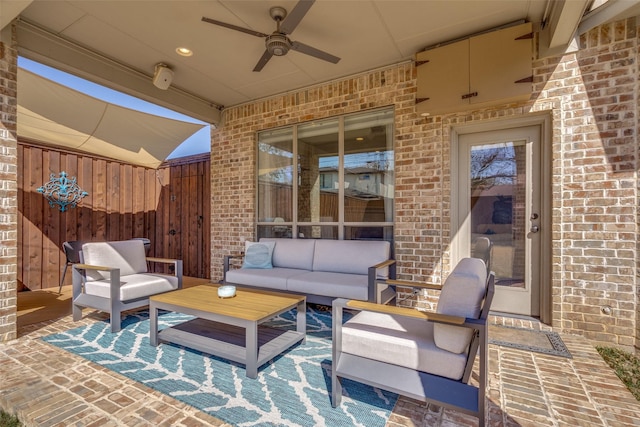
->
211, 18, 639, 349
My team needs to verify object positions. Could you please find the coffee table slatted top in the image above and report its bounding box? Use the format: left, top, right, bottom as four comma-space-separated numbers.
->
150, 285, 306, 322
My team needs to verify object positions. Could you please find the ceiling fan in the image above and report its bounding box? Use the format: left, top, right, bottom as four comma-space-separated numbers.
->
202, 0, 340, 72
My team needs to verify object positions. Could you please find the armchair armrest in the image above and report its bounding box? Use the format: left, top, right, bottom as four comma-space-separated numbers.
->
367, 259, 396, 303
146, 257, 183, 287
72, 263, 115, 272
343, 299, 466, 326
71, 263, 122, 303
146, 256, 179, 264
386, 278, 442, 291
372, 259, 396, 269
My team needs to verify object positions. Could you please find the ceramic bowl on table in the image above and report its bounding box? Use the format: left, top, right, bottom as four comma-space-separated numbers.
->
217, 285, 236, 298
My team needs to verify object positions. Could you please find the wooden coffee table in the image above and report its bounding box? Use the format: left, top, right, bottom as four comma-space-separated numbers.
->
149, 285, 306, 378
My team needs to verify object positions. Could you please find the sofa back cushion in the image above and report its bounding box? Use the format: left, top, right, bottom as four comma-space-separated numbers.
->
434, 257, 487, 354
312, 240, 390, 277
260, 238, 316, 270
81, 240, 148, 281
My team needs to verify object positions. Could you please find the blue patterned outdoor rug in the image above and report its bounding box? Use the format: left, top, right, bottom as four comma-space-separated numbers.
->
42, 306, 397, 426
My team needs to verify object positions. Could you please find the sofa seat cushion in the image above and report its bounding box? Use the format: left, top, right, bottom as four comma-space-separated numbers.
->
287, 271, 368, 300
312, 240, 391, 278
84, 273, 179, 301
260, 238, 316, 270
226, 267, 307, 291
341, 311, 468, 380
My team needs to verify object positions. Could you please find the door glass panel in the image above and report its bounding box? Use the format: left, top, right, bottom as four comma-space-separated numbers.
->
470, 141, 526, 287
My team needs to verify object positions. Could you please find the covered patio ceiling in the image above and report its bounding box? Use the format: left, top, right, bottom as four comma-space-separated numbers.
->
1, 0, 639, 168
4, 0, 639, 127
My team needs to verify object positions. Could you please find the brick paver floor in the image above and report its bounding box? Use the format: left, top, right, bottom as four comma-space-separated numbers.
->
1, 311, 638, 426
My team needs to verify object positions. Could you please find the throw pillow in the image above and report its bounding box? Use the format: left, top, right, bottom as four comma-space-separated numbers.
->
242, 241, 276, 269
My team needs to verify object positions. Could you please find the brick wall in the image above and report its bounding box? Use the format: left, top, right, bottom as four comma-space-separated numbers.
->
542, 18, 638, 348
210, 64, 423, 278
0, 24, 18, 342
636, 21, 640, 354
212, 18, 638, 349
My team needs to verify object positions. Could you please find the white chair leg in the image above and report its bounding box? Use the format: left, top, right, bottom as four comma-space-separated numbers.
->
71, 266, 85, 322
110, 310, 122, 333
331, 373, 342, 407
72, 304, 82, 322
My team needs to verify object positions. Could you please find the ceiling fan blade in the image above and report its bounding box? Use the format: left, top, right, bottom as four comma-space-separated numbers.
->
201, 17, 268, 38
253, 50, 274, 72
290, 41, 340, 64
279, 0, 315, 34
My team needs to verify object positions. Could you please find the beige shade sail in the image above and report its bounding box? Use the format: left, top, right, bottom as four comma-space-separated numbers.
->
17, 68, 207, 169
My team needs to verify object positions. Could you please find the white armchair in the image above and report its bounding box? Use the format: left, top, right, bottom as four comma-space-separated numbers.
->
72, 239, 183, 332
332, 257, 495, 426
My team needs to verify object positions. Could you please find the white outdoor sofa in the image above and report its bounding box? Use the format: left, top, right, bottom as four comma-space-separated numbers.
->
72, 239, 183, 332
224, 238, 396, 305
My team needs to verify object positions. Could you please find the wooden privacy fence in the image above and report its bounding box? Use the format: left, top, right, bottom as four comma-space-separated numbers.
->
18, 142, 211, 291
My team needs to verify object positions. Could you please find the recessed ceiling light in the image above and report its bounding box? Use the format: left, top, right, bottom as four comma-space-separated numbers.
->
176, 47, 193, 57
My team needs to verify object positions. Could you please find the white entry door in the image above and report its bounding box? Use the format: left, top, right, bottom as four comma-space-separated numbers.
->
456, 125, 542, 316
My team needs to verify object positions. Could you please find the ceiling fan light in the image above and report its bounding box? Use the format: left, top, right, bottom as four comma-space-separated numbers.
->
271, 45, 287, 56
266, 34, 291, 56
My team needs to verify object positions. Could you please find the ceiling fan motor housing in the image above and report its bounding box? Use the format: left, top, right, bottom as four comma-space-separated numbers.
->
266, 33, 292, 56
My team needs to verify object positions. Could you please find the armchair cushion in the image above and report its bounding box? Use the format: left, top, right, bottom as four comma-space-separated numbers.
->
84, 273, 179, 301
341, 310, 469, 380
434, 257, 487, 354
82, 240, 148, 281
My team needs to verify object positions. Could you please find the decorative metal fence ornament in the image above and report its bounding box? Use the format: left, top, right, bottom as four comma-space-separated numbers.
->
37, 171, 89, 212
